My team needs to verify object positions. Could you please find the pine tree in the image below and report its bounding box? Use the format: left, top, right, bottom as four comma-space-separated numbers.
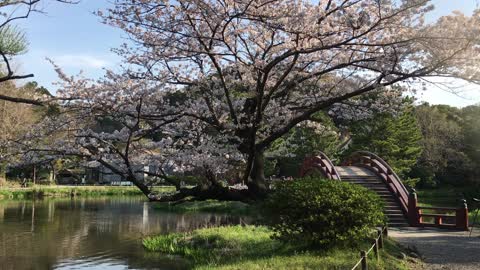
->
346, 104, 423, 182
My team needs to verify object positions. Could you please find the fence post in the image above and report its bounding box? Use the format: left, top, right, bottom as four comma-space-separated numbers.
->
408, 189, 420, 226
361, 250, 368, 270
383, 225, 388, 237
374, 239, 380, 261
377, 229, 384, 249
456, 199, 469, 231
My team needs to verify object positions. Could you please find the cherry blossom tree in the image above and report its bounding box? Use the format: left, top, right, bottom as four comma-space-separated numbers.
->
98, 0, 480, 197
3, 69, 248, 200
3, 0, 480, 202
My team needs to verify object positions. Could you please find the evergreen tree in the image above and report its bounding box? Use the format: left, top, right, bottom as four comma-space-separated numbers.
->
266, 112, 341, 177
346, 103, 423, 183
461, 105, 480, 180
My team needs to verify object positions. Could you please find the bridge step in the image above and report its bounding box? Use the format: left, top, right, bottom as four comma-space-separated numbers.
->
339, 171, 408, 227
388, 222, 410, 227
385, 206, 402, 210
343, 181, 387, 186
385, 210, 403, 214
344, 181, 385, 186
343, 179, 384, 182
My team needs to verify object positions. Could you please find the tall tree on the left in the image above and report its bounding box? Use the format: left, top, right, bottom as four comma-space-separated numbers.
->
0, 0, 77, 105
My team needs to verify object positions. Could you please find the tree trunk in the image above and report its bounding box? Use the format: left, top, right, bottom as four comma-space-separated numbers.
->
32, 165, 36, 185
127, 176, 153, 199
134, 150, 270, 203
49, 162, 56, 184
150, 184, 254, 203
247, 150, 268, 197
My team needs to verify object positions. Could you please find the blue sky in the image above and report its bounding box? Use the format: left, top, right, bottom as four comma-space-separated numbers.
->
13, 0, 480, 107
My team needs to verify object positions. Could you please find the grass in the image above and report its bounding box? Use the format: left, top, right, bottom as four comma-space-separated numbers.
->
153, 199, 254, 215
0, 185, 176, 200
416, 187, 467, 207
143, 225, 409, 270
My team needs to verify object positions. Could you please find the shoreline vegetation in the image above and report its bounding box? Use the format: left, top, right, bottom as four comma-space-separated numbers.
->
143, 225, 410, 270
0, 185, 176, 200
153, 199, 254, 214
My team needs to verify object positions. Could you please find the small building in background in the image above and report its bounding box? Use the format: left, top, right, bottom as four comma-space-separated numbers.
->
56, 169, 84, 185
84, 161, 151, 186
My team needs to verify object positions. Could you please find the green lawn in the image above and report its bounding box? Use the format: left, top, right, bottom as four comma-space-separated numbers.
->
143, 225, 409, 270
416, 187, 467, 207
0, 185, 176, 200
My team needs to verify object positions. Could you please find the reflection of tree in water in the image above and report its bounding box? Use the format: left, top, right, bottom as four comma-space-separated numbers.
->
0, 198, 249, 270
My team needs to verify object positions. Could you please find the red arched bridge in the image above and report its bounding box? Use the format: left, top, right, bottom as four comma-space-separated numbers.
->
300, 151, 469, 230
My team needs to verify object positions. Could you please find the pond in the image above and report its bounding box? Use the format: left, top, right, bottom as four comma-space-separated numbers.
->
0, 197, 249, 270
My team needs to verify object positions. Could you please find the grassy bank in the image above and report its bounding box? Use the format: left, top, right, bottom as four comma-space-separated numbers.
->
153, 200, 253, 214
143, 225, 409, 270
416, 187, 467, 207
0, 185, 175, 200
417, 187, 480, 223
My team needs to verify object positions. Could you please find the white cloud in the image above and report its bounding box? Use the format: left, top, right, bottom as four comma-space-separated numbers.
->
51, 54, 111, 69
14, 50, 119, 93
416, 78, 480, 108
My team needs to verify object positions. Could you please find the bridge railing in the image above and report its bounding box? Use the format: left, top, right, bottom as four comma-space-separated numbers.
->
299, 152, 340, 180
408, 191, 469, 230
343, 151, 409, 216
344, 151, 469, 230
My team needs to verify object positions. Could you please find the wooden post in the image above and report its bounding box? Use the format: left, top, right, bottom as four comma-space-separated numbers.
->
377, 229, 384, 249
32, 164, 36, 185
435, 216, 442, 225
456, 199, 469, 231
408, 189, 419, 226
374, 239, 380, 261
383, 226, 388, 237
361, 250, 368, 270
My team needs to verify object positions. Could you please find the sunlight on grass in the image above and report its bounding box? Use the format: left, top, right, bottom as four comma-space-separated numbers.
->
143, 225, 409, 270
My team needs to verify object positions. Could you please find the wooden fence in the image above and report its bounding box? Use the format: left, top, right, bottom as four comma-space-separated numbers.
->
351, 226, 388, 270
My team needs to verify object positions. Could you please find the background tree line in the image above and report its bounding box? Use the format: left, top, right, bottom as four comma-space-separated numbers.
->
266, 100, 480, 189
1, 0, 479, 202
2, 75, 478, 192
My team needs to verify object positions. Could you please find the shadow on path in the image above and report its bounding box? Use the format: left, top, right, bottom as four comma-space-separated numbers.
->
390, 227, 480, 270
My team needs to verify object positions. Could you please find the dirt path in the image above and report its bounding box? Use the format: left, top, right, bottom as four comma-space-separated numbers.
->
390, 227, 480, 270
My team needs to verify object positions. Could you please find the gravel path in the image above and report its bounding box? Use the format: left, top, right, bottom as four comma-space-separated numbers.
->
390, 227, 480, 270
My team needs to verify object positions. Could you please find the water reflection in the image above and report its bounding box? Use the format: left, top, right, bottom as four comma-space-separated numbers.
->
0, 197, 249, 270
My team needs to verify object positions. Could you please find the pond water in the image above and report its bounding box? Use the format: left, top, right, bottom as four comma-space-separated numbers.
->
0, 197, 249, 270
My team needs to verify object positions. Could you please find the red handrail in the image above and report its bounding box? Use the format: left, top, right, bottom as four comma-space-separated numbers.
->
340, 151, 468, 230
299, 152, 340, 180
410, 192, 468, 230
343, 151, 409, 216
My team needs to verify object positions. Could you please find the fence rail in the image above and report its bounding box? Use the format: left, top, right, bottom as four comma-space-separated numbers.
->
351, 226, 388, 270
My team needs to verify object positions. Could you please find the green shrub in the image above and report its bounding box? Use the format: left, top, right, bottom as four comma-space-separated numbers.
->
263, 177, 385, 247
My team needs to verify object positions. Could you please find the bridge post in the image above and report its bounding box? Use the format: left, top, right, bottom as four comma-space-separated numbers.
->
408, 190, 420, 227
456, 199, 469, 231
